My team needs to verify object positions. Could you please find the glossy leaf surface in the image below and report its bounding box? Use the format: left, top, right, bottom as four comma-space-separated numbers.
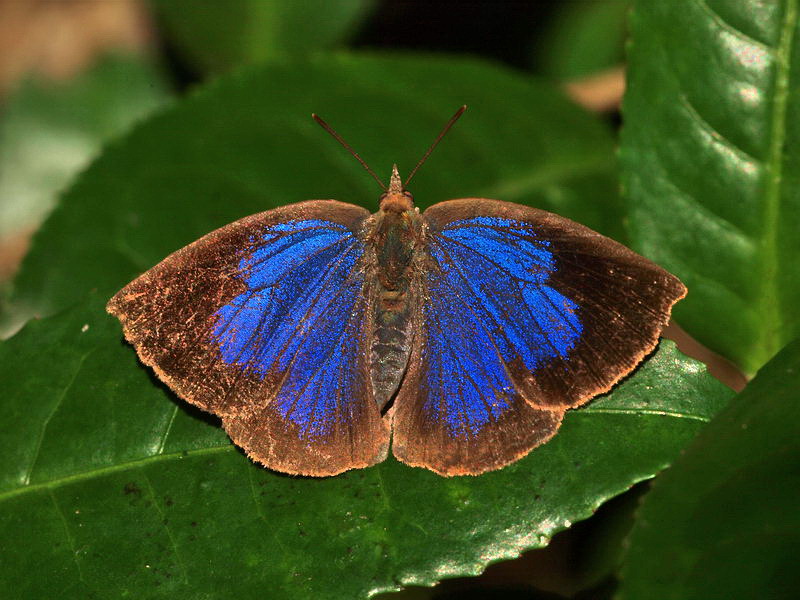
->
621, 0, 800, 375
0, 295, 732, 599
618, 338, 800, 600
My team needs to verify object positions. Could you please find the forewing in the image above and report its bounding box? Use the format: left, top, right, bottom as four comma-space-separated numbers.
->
107, 200, 390, 476
392, 198, 685, 475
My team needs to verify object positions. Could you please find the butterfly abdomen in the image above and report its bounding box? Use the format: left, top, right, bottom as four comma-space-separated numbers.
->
371, 296, 415, 411
368, 210, 423, 410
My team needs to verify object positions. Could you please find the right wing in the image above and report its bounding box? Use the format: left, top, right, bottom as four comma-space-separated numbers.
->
391, 199, 685, 476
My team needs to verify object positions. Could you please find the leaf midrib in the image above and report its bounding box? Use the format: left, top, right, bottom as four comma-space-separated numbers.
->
756, 0, 798, 369
0, 444, 232, 503
0, 406, 712, 503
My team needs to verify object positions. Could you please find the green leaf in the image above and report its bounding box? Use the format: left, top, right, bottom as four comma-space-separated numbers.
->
0, 294, 732, 599
617, 338, 800, 600
3, 54, 622, 329
536, 0, 630, 79
620, 0, 800, 375
151, 0, 376, 73
0, 54, 170, 241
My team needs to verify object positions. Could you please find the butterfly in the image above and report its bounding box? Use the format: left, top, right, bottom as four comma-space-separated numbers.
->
107, 107, 686, 477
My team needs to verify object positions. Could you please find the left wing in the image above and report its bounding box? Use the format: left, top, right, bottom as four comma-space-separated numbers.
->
391, 199, 686, 475
107, 201, 390, 476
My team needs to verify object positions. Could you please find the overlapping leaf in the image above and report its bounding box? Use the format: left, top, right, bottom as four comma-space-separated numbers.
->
621, 0, 800, 375
618, 339, 800, 600
536, 0, 629, 79
151, 0, 376, 73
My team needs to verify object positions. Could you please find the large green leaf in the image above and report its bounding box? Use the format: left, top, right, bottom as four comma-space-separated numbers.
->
2, 54, 623, 330
151, 0, 376, 73
0, 293, 732, 599
620, 0, 800, 375
0, 54, 169, 240
618, 338, 800, 600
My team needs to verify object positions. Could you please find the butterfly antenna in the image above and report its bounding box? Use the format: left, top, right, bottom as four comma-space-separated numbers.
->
405, 105, 467, 187
312, 113, 387, 191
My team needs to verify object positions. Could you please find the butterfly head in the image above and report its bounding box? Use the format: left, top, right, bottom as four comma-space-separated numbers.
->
379, 164, 414, 213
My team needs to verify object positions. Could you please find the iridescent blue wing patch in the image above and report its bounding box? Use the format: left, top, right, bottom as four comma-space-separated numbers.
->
107, 201, 390, 476
392, 199, 686, 475
211, 218, 362, 385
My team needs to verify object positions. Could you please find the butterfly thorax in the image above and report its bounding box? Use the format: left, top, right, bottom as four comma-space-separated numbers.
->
368, 173, 424, 410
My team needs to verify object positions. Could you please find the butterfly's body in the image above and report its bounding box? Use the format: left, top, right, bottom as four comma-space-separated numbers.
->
366, 168, 424, 410
107, 110, 687, 477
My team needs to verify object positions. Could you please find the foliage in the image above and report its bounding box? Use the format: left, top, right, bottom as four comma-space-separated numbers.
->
0, 54, 169, 240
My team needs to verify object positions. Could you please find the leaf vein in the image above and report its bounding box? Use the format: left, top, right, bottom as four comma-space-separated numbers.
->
679, 93, 761, 170
246, 465, 289, 556
49, 488, 85, 583
140, 471, 189, 584
0, 401, 716, 504
0, 444, 232, 503
692, 0, 773, 51
756, 0, 798, 364
580, 407, 711, 422
155, 405, 179, 455
23, 348, 97, 485
655, 159, 754, 249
